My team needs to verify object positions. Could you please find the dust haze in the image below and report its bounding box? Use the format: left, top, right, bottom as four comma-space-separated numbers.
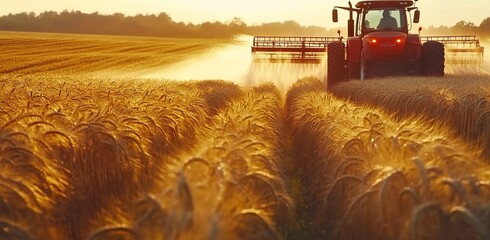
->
444, 39, 489, 75
143, 35, 327, 93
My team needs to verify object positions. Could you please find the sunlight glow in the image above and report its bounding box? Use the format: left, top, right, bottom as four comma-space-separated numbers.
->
2, 0, 488, 28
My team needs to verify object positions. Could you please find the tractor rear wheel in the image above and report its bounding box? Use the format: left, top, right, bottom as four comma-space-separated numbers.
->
421, 41, 445, 77
327, 42, 346, 88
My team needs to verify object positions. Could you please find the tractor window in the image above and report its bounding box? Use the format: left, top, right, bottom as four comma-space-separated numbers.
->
364, 9, 403, 32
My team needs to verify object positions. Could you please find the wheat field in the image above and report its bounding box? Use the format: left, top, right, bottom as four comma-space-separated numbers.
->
331, 76, 490, 158
0, 31, 232, 77
1, 31, 490, 240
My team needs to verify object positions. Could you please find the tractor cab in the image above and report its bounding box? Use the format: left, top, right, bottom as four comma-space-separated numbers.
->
357, 1, 419, 34
361, 7, 408, 35
332, 0, 419, 38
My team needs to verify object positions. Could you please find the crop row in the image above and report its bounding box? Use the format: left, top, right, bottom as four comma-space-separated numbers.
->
84, 84, 294, 240
3, 74, 490, 239
0, 75, 243, 239
288, 78, 490, 239
331, 76, 490, 159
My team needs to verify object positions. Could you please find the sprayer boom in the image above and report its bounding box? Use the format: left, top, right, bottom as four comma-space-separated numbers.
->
421, 35, 484, 64
251, 36, 341, 63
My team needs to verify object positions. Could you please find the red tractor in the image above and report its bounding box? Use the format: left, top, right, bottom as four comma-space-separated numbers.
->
251, 0, 484, 88
328, 0, 443, 86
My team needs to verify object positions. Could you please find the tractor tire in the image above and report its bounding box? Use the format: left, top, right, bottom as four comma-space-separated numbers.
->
421, 41, 445, 77
327, 42, 346, 88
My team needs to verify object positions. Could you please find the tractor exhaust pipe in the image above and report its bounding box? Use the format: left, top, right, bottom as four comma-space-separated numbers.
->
348, 1, 355, 37
332, 2, 355, 37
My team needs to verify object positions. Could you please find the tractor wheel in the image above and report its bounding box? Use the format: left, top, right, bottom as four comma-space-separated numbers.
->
421, 41, 445, 77
327, 42, 346, 88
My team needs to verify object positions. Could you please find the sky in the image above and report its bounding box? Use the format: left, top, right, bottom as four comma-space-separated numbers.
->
2, 0, 489, 28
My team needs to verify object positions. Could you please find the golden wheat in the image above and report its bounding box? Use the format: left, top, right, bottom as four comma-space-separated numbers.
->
86, 84, 294, 240
0, 74, 243, 239
0, 31, 231, 76
287, 78, 490, 239
331, 76, 490, 159
3, 31, 490, 240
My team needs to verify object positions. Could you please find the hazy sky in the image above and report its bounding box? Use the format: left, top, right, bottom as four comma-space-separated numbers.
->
3, 0, 488, 28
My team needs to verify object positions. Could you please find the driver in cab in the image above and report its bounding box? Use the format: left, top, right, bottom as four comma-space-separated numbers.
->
377, 10, 397, 29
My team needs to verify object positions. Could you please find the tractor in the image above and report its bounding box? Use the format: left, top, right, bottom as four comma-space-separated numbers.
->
328, 0, 442, 87
251, 0, 484, 88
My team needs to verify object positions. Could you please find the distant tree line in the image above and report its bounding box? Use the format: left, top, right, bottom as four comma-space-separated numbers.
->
0, 11, 336, 38
0, 11, 488, 39
424, 19, 490, 40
